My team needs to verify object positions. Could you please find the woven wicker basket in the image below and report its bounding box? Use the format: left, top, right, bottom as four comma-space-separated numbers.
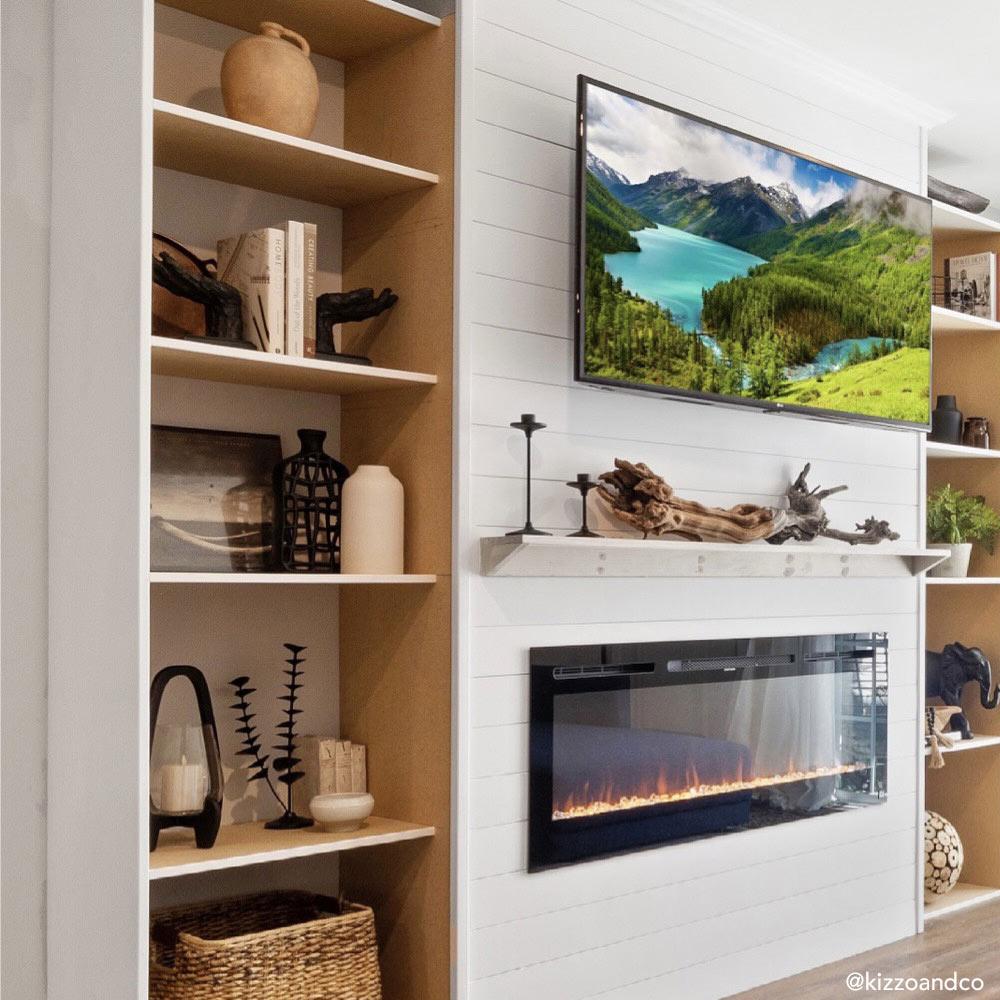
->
150, 891, 382, 1000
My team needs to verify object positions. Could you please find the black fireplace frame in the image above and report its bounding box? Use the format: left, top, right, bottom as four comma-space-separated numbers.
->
528, 636, 886, 872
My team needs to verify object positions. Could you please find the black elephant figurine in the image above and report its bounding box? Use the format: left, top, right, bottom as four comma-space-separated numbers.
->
926, 642, 1000, 740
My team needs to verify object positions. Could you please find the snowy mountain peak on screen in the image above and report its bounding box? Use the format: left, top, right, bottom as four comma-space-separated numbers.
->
586, 152, 630, 190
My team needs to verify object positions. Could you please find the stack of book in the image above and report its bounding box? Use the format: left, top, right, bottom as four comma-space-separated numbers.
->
217, 220, 319, 356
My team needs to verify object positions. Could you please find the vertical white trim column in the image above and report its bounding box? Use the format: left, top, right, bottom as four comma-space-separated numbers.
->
48, 3, 153, 996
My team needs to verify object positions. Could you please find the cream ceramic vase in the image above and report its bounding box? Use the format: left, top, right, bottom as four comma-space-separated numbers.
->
341, 466, 404, 575
221, 22, 319, 139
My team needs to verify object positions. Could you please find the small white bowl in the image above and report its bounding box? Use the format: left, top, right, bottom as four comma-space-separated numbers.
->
309, 792, 374, 833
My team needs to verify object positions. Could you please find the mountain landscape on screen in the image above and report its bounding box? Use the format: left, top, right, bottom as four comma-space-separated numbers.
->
580, 83, 932, 424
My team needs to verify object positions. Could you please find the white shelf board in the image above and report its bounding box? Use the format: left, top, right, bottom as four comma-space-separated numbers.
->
151, 336, 436, 395
153, 100, 438, 207
149, 816, 435, 879
924, 883, 1000, 919
480, 535, 945, 579
926, 441, 1000, 460
158, 0, 440, 63
932, 305, 1000, 336
924, 733, 1000, 757
926, 577, 1000, 585
150, 572, 437, 585
932, 200, 1000, 237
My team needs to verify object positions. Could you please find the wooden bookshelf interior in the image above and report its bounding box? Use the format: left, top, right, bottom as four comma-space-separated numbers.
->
924, 204, 1000, 919
148, 4, 454, 998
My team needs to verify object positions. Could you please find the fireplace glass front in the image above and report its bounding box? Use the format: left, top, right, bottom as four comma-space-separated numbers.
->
528, 634, 887, 870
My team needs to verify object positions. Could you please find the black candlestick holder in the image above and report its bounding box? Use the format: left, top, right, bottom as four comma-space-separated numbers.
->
566, 474, 602, 538
507, 413, 550, 537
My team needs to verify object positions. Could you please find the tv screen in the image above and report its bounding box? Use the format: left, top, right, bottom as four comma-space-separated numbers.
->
576, 77, 932, 428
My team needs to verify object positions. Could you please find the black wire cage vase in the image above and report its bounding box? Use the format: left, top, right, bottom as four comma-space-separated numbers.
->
275, 429, 350, 572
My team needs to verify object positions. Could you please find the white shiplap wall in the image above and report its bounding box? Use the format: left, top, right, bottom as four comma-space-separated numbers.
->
455, 1, 929, 997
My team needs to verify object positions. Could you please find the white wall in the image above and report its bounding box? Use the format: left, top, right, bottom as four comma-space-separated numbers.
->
455, 1, 929, 996
1, 2, 54, 996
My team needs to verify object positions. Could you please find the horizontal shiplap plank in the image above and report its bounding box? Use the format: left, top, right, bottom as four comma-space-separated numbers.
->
472, 826, 914, 979
469, 865, 914, 998
472, 225, 575, 291
470, 371, 921, 472
471, 576, 919, 629
474, 121, 576, 195
469, 615, 917, 678
472, 272, 572, 335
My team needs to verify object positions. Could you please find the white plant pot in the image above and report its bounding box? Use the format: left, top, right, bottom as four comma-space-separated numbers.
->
341, 465, 404, 575
928, 542, 973, 578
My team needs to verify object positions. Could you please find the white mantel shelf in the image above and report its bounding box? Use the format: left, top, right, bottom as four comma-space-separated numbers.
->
480, 536, 946, 579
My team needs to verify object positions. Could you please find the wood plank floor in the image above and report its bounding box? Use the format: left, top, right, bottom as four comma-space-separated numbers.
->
729, 900, 1000, 998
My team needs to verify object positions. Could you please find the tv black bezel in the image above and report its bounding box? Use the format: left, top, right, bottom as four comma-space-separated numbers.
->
574, 75, 933, 432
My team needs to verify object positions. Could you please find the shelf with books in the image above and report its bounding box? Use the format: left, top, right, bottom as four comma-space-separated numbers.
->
149, 816, 436, 879
931, 305, 1000, 335
158, 0, 440, 64
151, 336, 437, 395
153, 101, 438, 208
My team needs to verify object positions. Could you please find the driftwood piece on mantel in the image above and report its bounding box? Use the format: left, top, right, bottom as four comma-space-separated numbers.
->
596, 459, 900, 547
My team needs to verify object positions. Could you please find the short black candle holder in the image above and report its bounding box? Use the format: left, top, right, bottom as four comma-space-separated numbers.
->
507, 413, 550, 537
566, 473, 602, 538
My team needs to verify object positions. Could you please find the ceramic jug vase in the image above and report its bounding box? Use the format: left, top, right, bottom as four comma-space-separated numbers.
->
221, 22, 319, 139
341, 466, 404, 575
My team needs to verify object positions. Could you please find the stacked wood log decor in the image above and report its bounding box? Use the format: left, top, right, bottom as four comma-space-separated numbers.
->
597, 459, 900, 545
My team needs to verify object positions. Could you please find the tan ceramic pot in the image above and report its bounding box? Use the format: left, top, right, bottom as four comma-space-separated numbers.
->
221, 22, 319, 139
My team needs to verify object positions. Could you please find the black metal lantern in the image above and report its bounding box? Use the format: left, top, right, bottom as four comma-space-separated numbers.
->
275, 429, 350, 572
150, 665, 224, 851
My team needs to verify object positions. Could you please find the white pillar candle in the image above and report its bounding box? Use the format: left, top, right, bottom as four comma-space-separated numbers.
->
159, 755, 206, 813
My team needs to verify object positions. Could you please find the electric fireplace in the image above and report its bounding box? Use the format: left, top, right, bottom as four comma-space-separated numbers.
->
528, 634, 887, 870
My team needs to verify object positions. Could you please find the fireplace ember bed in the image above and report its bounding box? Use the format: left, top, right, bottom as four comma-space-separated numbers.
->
528, 634, 888, 870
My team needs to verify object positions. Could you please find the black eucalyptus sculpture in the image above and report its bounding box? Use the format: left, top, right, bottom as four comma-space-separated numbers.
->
229, 643, 313, 830
153, 250, 255, 350
315, 287, 398, 364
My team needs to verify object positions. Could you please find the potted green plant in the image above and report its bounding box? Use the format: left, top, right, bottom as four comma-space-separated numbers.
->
927, 484, 1000, 577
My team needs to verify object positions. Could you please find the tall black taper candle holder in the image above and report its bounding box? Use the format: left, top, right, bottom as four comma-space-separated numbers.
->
507, 414, 550, 537
567, 473, 602, 538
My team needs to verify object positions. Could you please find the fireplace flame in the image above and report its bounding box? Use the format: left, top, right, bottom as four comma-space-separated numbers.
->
552, 761, 866, 821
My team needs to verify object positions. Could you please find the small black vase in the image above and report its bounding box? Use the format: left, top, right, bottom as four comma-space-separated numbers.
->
930, 395, 964, 444
275, 429, 350, 572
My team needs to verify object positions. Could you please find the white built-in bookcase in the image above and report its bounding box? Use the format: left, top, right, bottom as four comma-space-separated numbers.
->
48, 2, 455, 997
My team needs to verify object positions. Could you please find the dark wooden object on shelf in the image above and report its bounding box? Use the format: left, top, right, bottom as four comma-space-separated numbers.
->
153, 247, 254, 349
597, 459, 899, 545
315, 287, 398, 363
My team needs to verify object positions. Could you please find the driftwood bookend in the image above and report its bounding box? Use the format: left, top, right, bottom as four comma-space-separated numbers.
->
315, 287, 398, 364
596, 459, 900, 546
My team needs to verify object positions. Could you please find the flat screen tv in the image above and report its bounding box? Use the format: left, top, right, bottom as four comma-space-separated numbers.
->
576, 76, 932, 429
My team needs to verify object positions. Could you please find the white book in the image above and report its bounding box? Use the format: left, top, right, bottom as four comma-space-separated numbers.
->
303, 222, 318, 358
285, 220, 305, 356
350, 743, 367, 793
334, 740, 353, 793
216, 227, 285, 353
